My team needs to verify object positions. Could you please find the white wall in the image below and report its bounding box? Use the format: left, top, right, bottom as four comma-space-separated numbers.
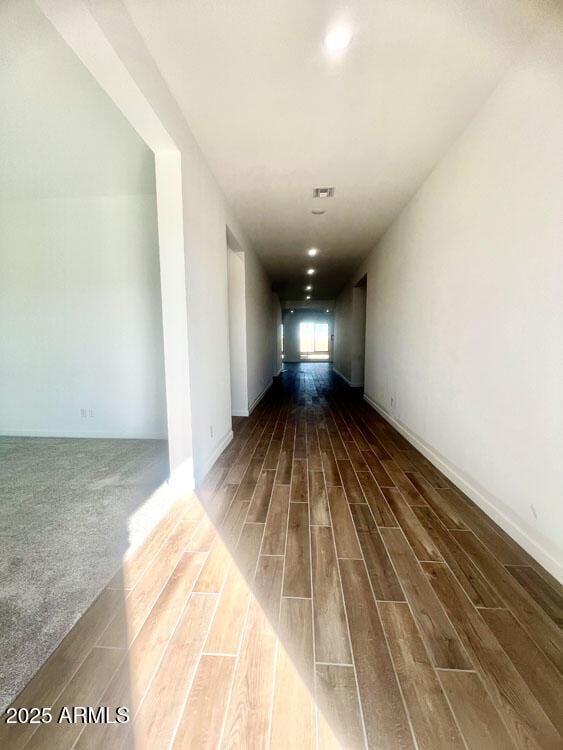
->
0, 0, 166, 439
37, 0, 277, 483
334, 23, 563, 580
228, 248, 248, 416
244, 248, 279, 412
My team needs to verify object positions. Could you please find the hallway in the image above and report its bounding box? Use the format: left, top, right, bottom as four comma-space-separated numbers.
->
3, 363, 561, 749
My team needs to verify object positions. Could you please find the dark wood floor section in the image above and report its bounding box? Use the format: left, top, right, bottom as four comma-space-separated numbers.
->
2, 363, 562, 749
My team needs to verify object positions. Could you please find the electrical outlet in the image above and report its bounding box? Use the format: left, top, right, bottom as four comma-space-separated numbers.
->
88, 408, 94, 418
210, 425, 214, 438
80, 408, 87, 419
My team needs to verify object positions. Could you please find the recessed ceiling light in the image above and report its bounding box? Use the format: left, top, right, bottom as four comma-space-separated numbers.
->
326, 309, 330, 313
307, 268, 315, 275
325, 26, 352, 52
290, 309, 294, 314
307, 248, 318, 256
305, 285, 312, 291
306, 295, 311, 300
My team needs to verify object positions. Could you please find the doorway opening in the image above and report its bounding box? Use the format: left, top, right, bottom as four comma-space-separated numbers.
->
299, 321, 330, 360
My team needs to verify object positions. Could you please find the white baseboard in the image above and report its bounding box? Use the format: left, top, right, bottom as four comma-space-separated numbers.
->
363, 392, 562, 583
275, 366, 283, 376
247, 380, 272, 416
195, 428, 233, 487
0, 428, 167, 440
332, 367, 352, 386
231, 409, 249, 417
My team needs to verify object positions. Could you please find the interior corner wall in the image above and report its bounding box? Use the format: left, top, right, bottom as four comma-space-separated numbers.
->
244, 248, 279, 413
334, 25, 563, 580
333, 286, 354, 383
228, 247, 248, 416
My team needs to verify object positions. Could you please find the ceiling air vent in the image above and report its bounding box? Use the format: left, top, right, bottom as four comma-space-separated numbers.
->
313, 186, 335, 198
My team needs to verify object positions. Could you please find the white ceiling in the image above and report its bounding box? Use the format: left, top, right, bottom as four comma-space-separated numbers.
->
124, 0, 550, 299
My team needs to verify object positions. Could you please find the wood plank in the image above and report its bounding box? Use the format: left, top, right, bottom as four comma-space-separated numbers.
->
382, 461, 426, 505
270, 598, 315, 750
356, 471, 397, 526
24, 647, 124, 750
339, 559, 414, 749
294, 434, 307, 459
506, 565, 563, 628
406, 450, 450, 489
438, 491, 527, 565
261, 484, 290, 555
412, 506, 499, 607
381, 488, 443, 562
337, 459, 365, 503
246, 469, 275, 523
437, 671, 513, 750
326, 486, 362, 559
0, 587, 122, 750
127, 594, 216, 750
222, 562, 279, 748
480, 607, 563, 735
201, 483, 238, 527
321, 448, 341, 486
306, 420, 322, 471
349, 506, 405, 602
315, 665, 364, 750
290, 458, 309, 502
234, 457, 264, 502
172, 655, 236, 750
362, 450, 395, 488
405, 474, 467, 529
204, 563, 251, 655
451, 530, 563, 672
283, 502, 311, 597
311, 526, 352, 664
262, 437, 281, 471
328, 427, 348, 460
344, 440, 368, 471
309, 470, 331, 526
253, 555, 284, 622
98, 520, 191, 647
425, 561, 561, 749
379, 602, 464, 750
379, 528, 470, 669
233, 522, 264, 582
275, 426, 295, 484
76, 598, 187, 749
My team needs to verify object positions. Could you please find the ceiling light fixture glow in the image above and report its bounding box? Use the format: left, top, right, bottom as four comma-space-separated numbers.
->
290, 309, 294, 314
307, 248, 318, 256
305, 285, 312, 291
306, 295, 311, 300
307, 268, 315, 275
326, 309, 330, 313
325, 25, 352, 52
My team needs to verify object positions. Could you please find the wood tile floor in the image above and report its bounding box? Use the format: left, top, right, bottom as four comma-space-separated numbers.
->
2, 363, 562, 749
